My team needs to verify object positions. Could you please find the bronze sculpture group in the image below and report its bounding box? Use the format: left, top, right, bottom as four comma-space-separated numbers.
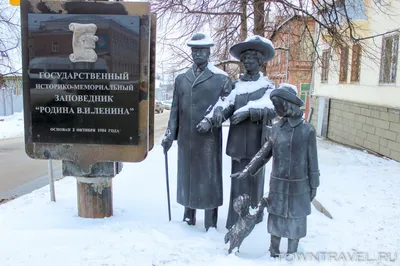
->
161, 33, 320, 258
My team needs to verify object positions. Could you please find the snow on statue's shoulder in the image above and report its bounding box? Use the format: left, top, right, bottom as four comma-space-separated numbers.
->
232, 73, 275, 114
234, 72, 274, 95
204, 73, 274, 119
207, 63, 229, 76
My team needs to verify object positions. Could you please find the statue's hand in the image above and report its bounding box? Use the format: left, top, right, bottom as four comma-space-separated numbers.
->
260, 197, 269, 208
265, 108, 276, 121
231, 111, 249, 124
196, 120, 211, 133
230, 170, 249, 179
161, 137, 173, 153
212, 106, 224, 127
310, 188, 317, 201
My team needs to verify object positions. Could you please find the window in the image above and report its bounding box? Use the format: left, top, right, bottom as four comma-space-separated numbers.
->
335, 0, 367, 22
298, 37, 314, 61
52, 41, 59, 52
350, 44, 361, 82
379, 34, 399, 84
339, 46, 349, 83
321, 49, 330, 83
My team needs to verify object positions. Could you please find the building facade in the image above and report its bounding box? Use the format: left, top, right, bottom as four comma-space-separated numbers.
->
310, 0, 400, 161
0, 76, 23, 116
267, 15, 315, 101
29, 15, 140, 80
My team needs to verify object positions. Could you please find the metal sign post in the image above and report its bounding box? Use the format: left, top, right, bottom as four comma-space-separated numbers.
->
48, 159, 56, 202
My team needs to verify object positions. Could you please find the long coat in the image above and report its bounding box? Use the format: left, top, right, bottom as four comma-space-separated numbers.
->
246, 117, 320, 219
220, 76, 275, 229
166, 65, 232, 209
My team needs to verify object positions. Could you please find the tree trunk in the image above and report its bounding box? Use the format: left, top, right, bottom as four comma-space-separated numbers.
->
239, 0, 248, 74
253, 0, 265, 36
253, 0, 267, 75
240, 0, 247, 41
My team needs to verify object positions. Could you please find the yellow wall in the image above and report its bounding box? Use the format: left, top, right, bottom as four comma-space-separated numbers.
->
313, 0, 400, 109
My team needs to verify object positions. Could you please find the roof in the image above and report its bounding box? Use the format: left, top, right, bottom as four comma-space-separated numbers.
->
270, 15, 313, 40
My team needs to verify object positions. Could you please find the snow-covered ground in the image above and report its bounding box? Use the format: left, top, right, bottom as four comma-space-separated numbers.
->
0, 112, 24, 140
0, 128, 399, 265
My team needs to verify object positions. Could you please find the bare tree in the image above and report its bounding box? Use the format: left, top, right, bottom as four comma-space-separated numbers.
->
152, 0, 250, 76
152, 0, 398, 77
0, 0, 21, 78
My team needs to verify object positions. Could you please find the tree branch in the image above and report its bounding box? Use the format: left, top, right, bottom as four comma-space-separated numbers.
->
355, 29, 400, 42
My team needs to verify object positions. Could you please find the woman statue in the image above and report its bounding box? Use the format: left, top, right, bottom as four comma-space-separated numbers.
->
200, 36, 276, 230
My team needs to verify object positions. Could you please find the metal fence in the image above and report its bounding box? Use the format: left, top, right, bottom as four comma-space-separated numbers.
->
0, 76, 23, 116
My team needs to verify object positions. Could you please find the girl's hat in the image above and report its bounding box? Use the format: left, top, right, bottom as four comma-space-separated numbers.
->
270, 83, 304, 107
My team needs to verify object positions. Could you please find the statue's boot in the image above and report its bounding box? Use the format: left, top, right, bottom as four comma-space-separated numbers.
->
183, 207, 196, 226
287, 238, 299, 254
269, 235, 281, 258
205, 208, 218, 231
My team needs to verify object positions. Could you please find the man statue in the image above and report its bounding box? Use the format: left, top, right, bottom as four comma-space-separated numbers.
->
161, 33, 232, 231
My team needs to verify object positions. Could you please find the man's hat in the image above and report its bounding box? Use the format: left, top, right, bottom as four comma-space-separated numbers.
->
187, 33, 214, 48
229, 35, 275, 62
270, 83, 304, 107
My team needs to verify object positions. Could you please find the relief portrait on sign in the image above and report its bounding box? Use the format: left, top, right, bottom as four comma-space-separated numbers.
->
69, 23, 99, 63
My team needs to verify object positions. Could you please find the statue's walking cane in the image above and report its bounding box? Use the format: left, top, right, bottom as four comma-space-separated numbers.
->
164, 147, 172, 221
